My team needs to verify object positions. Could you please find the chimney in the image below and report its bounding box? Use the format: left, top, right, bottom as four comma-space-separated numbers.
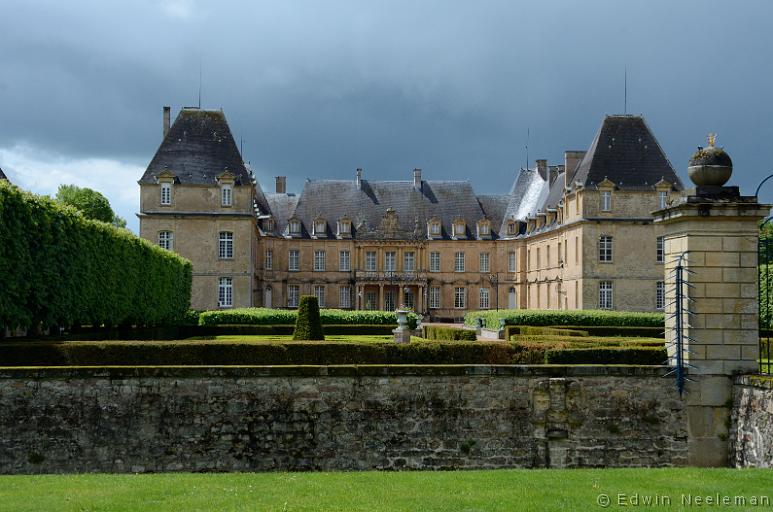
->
413, 168, 422, 190
536, 159, 548, 181
564, 150, 586, 188
549, 165, 560, 186
356, 168, 363, 189
275, 176, 286, 194
163, 106, 171, 138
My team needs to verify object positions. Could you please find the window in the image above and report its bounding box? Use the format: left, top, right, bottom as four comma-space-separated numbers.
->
600, 191, 612, 212
314, 219, 326, 236
508, 251, 517, 272
338, 220, 350, 235
314, 285, 326, 307
365, 251, 377, 271
384, 290, 396, 311
479, 252, 490, 273
478, 223, 490, 237
160, 182, 172, 205
507, 221, 517, 235
430, 252, 440, 272
659, 191, 668, 209
429, 286, 440, 309
657, 236, 664, 263
221, 184, 233, 207
479, 288, 490, 309
218, 231, 234, 259
429, 222, 441, 236
339, 286, 351, 308
454, 252, 465, 272
265, 249, 273, 270
536, 248, 541, 268
575, 236, 579, 264
385, 251, 396, 272
365, 291, 377, 310
218, 277, 233, 307
339, 250, 351, 271
599, 235, 613, 262
264, 218, 274, 232
158, 231, 173, 250
289, 249, 300, 271
314, 250, 326, 271
404, 252, 415, 272
656, 281, 665, 310
454, 287, 466, 309
453, 223, 466, 237
599, 281, 613, 309
289, 220, 301, 235
558, 242, 563, 265
547, 246, 551, 267
288, 285, 300, 308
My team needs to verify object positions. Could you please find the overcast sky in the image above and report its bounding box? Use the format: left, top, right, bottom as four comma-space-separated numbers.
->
1, 0, 772, 232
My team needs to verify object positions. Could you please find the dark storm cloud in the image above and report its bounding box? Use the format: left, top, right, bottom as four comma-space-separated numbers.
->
1, 0, 772, 231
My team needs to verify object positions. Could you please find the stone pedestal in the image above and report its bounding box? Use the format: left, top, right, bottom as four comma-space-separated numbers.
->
655, 192, 770, 466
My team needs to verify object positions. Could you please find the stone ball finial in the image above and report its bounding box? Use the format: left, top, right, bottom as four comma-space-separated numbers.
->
688, 133, 733, 186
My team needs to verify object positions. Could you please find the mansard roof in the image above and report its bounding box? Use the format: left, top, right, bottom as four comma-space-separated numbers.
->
140, 108, 251, 187
569, 115, 683, 191
269, 179, 490, 240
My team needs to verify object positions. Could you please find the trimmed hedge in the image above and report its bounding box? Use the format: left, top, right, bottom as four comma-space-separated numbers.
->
293, 296, 324, 340
505, 325, 589, 339
465, 309, 664, 329
199, 308, 420, 329
550, 325, 664, 338
423, 325, 477, 341
509, 335, 664, 347
545, 347, 667, 365
0, 182, 192, 331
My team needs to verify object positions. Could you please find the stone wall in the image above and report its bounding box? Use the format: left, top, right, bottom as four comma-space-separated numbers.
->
730, 376, 773, 468
0, 366, 687, 474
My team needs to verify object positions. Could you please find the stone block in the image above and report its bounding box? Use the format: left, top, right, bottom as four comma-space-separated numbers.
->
687, 236, 722, 252
687, 328, 723, 344
705, 344, 740, 361
740, 253, 758, 268
723, 360, 758, 374
723, 329, 759, 346
740, 284, 757, 299
693, 298, 724, 314
705, 314, 740, 329
741, 344, 761, 361
705, 252, 739, 268
689, 268, 724, 283
688, 437, 729, 467
722, 236, 758, 253
723, 298, 757, 315
723, 267, 757, 284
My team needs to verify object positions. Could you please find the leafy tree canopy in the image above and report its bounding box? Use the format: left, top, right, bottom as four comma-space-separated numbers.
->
55, 184, 125, 227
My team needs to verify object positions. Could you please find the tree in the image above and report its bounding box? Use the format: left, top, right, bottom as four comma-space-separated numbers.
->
292, 295, 325, 340
55, 185, 124, 227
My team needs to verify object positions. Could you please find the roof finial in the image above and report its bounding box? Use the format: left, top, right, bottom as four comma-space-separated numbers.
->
707, 133, 716, 147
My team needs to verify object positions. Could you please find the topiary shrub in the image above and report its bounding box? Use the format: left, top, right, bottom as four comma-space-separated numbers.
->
293, 296, 324, 340
423, 325, 477, 341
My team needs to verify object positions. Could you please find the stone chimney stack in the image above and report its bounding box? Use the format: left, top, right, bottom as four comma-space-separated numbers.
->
413, 168, 422, 190
564, 151, 585, 188
536, 159, 548, 181
548, 165, 560, 186
275, 176, 286, 194
163, 106, 171, 138
356, 168, 363, 189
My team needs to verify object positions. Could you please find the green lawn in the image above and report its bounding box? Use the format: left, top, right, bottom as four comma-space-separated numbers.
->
1, 469, 771, 511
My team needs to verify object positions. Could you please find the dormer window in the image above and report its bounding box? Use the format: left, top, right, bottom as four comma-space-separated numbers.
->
428, 219, 441, 238
658, 191, 668, 209
289, 219, 301, 236
221, 184, 233, 207
507, 221, 517, 235
452, 219, 466, 238
600, 190, 612, 211
160, 182, 172, 205
476, 220, 491, 239
263, 218, 275, 232
313, 218, 327, 237
337, 219, 351, 237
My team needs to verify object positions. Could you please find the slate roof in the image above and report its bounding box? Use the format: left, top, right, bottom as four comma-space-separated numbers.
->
569, 115, 683, 190
0, 167, 7, 181
140, 108, 252, 187
270, 179, 491, 240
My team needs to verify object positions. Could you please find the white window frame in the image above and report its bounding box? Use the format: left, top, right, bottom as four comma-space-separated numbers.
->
656, 281, 665, 310
453, 222, 465, 237
429, 222, 441, 236
479, 252, 490, 273
288, 249, 300, 271
314, 285, 326, 308
314, 220, 326, 236
289, 220, 301, 235
265, 249, 273, 270
365, 251, 377, 271
508, 251, 516, 272
429, 286, 440, 309
598, 235, 613, 263
218, 231, 234, 259
656, 236, 664, 263
454, 287, 466, 309
429, 251, 440, 272
338, 220, 350, 235
479, 287, 490, 309
339, 286, 351, 309
384, 251, 396, 272
160, 182, 172, 205
600, 190, 612, 212
158, 230, 173, 250
339, 250, 351, 271
221, 184, 233, 207
288, 284, 300, 308
659, 191, 668, 209
314, 250, 326, 272
404, 251, 415, 272
478, 223, 490, 237
454, 251, 465, 272
218, 277, 233, 308
599, 281, 613, 310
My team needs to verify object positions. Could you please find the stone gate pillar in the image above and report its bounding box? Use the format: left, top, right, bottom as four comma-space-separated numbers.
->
654, 137, 770, 466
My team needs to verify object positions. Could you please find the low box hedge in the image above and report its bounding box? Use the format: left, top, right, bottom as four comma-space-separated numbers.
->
423, 325, 477, 341
465, 309, 664, 329
509, 334, 664, 347
550, 325, 664, 338
545, 346, 667, 365
505, 325, 589, 339
199, 308, 420, 329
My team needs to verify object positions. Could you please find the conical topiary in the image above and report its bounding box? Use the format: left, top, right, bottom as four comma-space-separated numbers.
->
292, 295, 325, 340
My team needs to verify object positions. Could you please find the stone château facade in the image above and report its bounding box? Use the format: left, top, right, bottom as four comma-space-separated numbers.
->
138, 107, 683, 318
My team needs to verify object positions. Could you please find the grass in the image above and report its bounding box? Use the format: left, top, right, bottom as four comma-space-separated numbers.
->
0, 469, 771, 511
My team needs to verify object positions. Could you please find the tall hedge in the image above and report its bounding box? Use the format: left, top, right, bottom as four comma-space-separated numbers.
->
199, 308, 420, 329
0, 182, 192, 331
464, 309, 664, 329
293, 296, 324, 340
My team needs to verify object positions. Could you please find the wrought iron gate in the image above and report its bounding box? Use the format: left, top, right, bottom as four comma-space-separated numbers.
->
759, 218, 772, 374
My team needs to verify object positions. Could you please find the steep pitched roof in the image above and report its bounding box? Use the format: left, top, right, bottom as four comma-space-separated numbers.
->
139, 108, 252, 187
569, 115, 683, 190
0, 167, 7, 181
497, 168, 550, 233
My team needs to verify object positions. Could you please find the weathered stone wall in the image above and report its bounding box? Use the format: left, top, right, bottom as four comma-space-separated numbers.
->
0, 366, 687, 474
730, 376, 773, 468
